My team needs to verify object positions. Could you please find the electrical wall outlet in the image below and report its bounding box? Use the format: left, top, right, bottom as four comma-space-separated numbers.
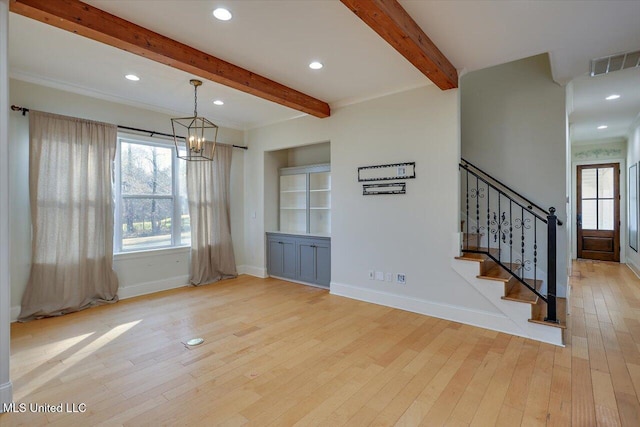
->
396, 273, 406, 284
375, 271, 384, 281
385, 273, 393, 282
368, 270, 374, 280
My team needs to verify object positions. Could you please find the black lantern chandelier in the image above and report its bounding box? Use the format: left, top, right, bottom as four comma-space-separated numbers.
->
171, 79, 218, 161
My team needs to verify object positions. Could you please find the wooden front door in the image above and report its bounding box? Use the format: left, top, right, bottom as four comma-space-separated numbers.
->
577, 163, 620, 261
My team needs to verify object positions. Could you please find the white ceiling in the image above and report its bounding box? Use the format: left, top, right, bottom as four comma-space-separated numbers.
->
8, 0, 640, 135
571, 67, 640, 143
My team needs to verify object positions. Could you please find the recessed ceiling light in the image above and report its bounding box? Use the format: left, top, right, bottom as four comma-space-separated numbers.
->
597, 125, 608, 130
605, 94, 621, 100
309, 61, 323, 70
213, 8, 232, 21
125, 74, 140, 81
213, 100, 224, 106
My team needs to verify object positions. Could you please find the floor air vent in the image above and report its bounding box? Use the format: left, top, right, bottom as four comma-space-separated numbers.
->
591, 50, 640, 76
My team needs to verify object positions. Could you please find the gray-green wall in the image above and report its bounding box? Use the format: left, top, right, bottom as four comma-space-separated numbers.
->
461, 54, 568, 294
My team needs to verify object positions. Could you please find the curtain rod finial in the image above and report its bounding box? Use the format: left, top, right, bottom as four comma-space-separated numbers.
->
10, 105, 28, 116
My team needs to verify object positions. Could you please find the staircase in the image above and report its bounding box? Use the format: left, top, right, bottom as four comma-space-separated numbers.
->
454, 160, 567, 346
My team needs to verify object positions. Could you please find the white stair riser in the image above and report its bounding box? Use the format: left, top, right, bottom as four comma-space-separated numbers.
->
452, 247, 563, 346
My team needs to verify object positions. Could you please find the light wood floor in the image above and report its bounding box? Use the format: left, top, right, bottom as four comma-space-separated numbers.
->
2, 261, 640, 426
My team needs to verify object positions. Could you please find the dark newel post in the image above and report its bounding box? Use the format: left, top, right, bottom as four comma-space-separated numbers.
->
545, 207, 558, 323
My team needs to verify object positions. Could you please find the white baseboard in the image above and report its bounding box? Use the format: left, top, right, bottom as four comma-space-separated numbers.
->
0, 381, 13, 412
330, 281, 521, 336
237, 265, 267, 278
331, 281, 563, 346
118, 275, 189, 300
10, 271, 247, 322
9, 275, 190, 322
626, 259, 640, 279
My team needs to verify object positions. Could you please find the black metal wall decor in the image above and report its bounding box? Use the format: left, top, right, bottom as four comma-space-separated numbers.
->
362, 182, 406, 196
358, 162, 415, 182
630, 163, 638, 252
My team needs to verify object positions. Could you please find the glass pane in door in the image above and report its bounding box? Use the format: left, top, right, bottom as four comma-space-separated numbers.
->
598, 168, 614, 198
598, 200, 614, 230
580, 166, 615, 231
581, 169, 597, 198
581, 200, 597, 229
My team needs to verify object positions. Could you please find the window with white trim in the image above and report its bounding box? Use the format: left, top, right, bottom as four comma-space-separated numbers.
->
114, 136, 190, 252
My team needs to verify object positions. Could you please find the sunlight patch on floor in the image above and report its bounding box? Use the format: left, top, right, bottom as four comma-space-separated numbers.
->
13, 320, 141, 400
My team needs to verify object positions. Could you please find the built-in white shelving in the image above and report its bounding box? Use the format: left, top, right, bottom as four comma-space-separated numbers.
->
279, 164, 331, 235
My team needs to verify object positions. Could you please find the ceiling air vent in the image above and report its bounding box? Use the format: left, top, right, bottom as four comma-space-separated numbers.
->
590, 50, 640, 76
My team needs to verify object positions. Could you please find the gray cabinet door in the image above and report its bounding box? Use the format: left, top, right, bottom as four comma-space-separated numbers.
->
267, 236, 296, 279
314, 242, 331, 286
297, 241, 316, 283
297, 239, 331, 287
281, 239, 296, 279
267, 238, 284, 277
267, 233, 330, 287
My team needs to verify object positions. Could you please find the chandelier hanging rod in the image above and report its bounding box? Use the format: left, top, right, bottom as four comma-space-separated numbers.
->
10, 105, 248, 150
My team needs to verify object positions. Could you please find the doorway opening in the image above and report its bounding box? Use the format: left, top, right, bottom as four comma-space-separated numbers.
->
577, 163, 620, 261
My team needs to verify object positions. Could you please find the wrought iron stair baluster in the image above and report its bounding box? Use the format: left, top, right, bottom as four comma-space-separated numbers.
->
459, 160, 561, 324
476, 176, 480, 248
487, 182, 490, 253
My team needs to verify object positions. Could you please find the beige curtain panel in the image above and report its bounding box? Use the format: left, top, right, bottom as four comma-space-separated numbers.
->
19, 111, 119, 321
187, 144, 237, 285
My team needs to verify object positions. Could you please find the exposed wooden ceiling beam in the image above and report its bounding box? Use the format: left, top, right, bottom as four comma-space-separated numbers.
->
340, 0, 458, 90
10, 0, 330, 118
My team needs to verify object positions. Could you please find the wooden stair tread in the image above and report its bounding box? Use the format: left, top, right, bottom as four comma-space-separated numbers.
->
456, 251, 497, 276
463, 246, 501, 258
477, 263, 520, 282
529, 297, 567, 329
455, 253, 489, 262
501, 279, 542, 304
453, 249, 565, 344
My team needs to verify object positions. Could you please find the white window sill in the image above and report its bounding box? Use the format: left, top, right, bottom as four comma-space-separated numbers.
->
114, 245, 190, 261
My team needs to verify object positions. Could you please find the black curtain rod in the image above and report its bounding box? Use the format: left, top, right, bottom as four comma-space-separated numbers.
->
10, 105, 248, 150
